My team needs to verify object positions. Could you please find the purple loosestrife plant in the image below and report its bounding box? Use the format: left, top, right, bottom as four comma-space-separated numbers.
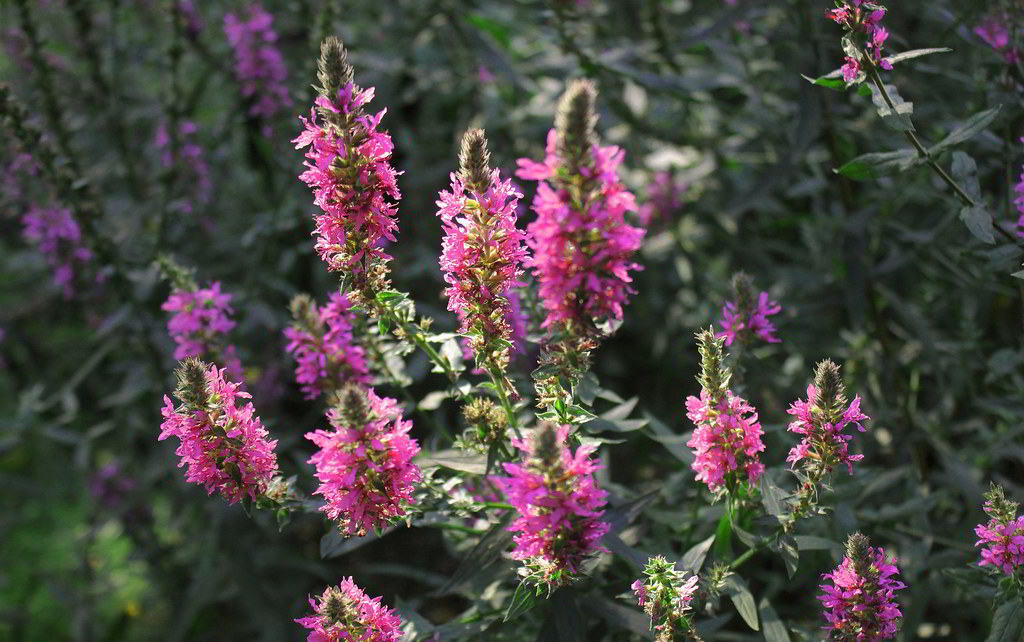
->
516, 80, 644, 419
437, 128, 527, 380
305, 384, 421, 537
285, 293, 370, 401
294, 37, 401, 306
155, 120, 212, 215
685, 328, 766, 496
784, 360, 869, 530
974, 484, 1024, 578
493, 422, 609, 592
632, 555, 703, 642
819, 533, 905, 641
158, 357, 279, 505
296, 577, 403, 642
975, 12, 1021, 64
21, 205, 93, 299
717, 272, 781, 347
223, 3, 291, 134
637, 169, 686, 227
826, 1, 893, 84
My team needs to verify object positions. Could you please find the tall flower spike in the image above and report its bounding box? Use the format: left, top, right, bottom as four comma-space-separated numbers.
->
686, 328, 765, 493
819, 533, 905, 641
158, 358, 279, 504
437, 128, 527, 373
294, 37, 401, 305
21, 205, 93, 299
223, 3, 291, 134
493, 423, 609, 591
787, 359, 868, 474
296, 577, 403, 642
284, 292, 370, 401
825, 1, 893, 84
305, 384, 421, 536
974, 483, 1024, 576
516, 79, 644, 334
632, 555, 702, 642
160, 276, 243, 380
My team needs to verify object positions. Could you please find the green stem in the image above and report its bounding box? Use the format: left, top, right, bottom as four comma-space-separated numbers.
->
729, 546, 758, 571
865, 65, 1021, 246
482, 501, 515, 511
485, 361, 521, 439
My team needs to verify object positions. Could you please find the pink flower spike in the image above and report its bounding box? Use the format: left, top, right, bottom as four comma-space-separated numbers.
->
492, 423, 609, 588
296, 577, 403, 642
158, 359, 279, 504
306, 385, 421, 537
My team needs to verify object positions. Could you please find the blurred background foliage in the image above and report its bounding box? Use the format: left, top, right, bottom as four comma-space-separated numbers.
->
1, 0, 1022, 640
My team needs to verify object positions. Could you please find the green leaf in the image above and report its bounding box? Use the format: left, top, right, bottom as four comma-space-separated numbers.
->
377, 315, 391, 335
931, 106, 1002, 155
759, 597, 792, 642
959, 206, 996, 245
770, 535, 800, 578
436, 514, 514, 595
723, 575, 759, 631
836, 149, 919, 180
800, 72, 846, 91
465, 13, 510, 48
760, 476, 788, 517
1012, 268, 1024, 280
418, 449, 488, 474
504, 580, 538, 622
374, 290, 405, 303
882, 47, 952, 66
986, 598, 1024, 642
680, 534, 716, 574
713, 513, 733, 559
868, 82, 914, 132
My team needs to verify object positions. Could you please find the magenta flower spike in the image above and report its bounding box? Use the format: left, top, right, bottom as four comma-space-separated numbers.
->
717, 272, 782, 347
293, 37, 401, 304
154, 120, 212, 214
785, 360, 869, 476
493, 423, 609, 590
158, 358, 279, 504
632, 555, 701, 642
819, 533, 905, 641
975, 484, 1024, 576
21, 205, 93, 299
296, 577, 403, 642
685, 328, 766, 494
162, 280, 238, 356
515, 80, 644, 335
223, 3, 291, 134
437, 129, 527, 371
305, 384, 421, 537
825, 1, 894, 85
637, 170, 686, 227
285, 292, 370, 400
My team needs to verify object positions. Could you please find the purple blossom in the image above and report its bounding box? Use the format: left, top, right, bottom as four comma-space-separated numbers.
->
296, 577, 403, 642
975, 13, 1020, 64
158, 361, 279, 504
975, 486, 1024, 576
293, 49, 401, 301
516, 129, 645, 331
155, 120, 212, 214
786, 384, 869, 475
718, 291, 782, 346
305, 386, 421, 537
21, 205, 93, 299
161, 281, 237, 361
826, 1, 894, 83
685, 389, 766, 492
819, 535, 905, 641
284, 292, 370, 400
224, 4, 291, 134
637, 170, 686, 227
493, 423, 609, 588
632, 555, 700, 640
437, 141, 527, 367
